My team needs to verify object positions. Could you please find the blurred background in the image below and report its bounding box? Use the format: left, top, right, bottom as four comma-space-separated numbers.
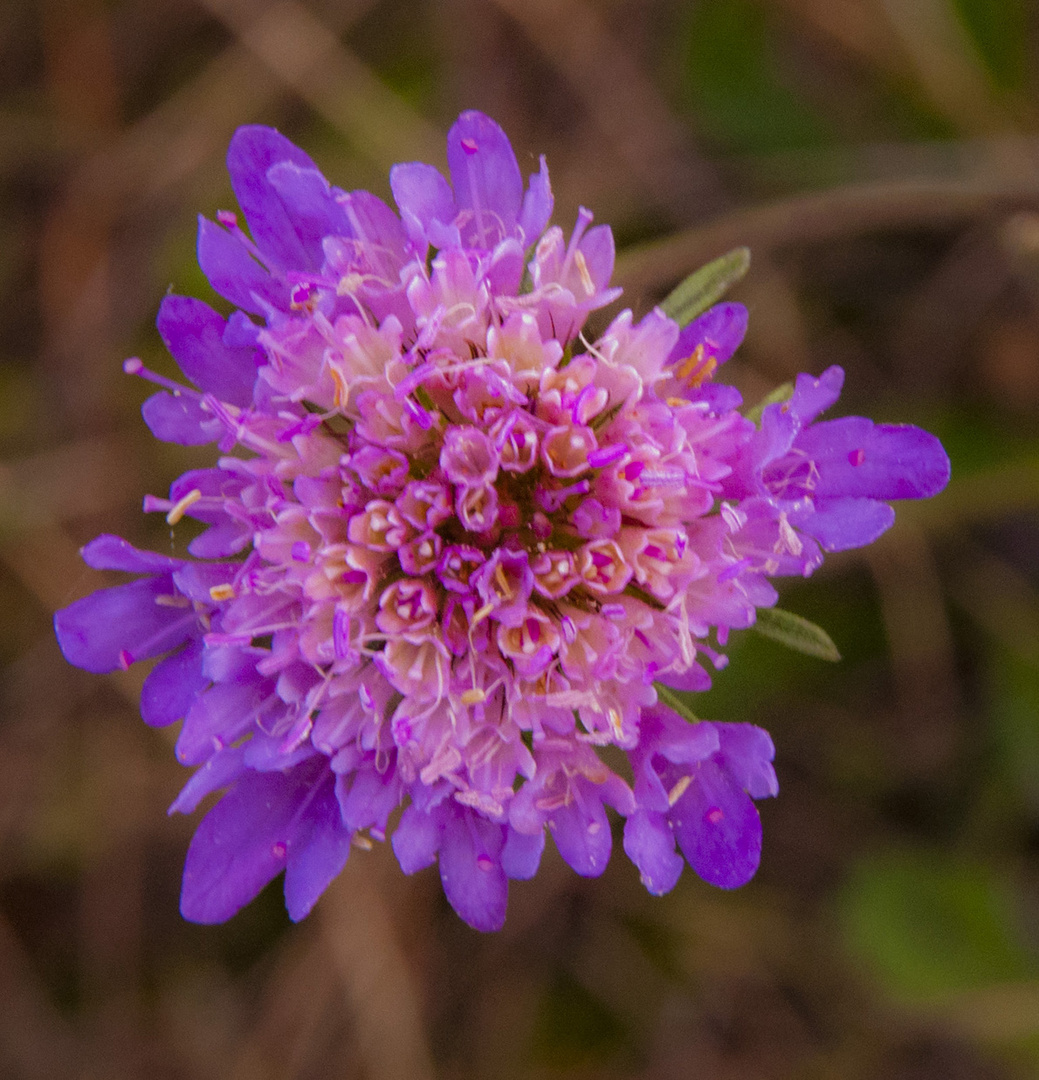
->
2, 0, 1039, 1076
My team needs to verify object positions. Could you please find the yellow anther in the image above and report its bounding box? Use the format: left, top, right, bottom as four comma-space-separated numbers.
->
674, 344, 718, 390
329, 365, 348, 409
208, 583, 236, 602
692, 356, 717, 387
494, 562, 511, 596
166, 488, 202, 525
675, 344, 704, 381
461, 688, 487, 705
668, 775, 692, 806
471, 602, 496, 627
350, 831, 373, 851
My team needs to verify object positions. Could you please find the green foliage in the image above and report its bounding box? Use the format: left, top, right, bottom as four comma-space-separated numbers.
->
952, 0, 1028, 92
841, 851, 1038, 1000
988, 645, 1039, 814
528, 971, 628, 1069
752, 607, 842, 662
618, 913, 684, 982
680, 0, 833, 153
744, 381, 794, 426
928, 406, 1039, 478
660, 247, 750, 327
654, 682, 699, 724
694, 569, 885, 722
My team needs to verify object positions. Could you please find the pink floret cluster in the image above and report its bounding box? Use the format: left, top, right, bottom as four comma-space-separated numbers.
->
55, 112, 949, 931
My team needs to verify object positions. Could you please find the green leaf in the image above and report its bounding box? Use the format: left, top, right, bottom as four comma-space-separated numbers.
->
744, 381, 794, 426
653, 682, 700, 723
659, 247, 751, 327
751, 607, 841, 661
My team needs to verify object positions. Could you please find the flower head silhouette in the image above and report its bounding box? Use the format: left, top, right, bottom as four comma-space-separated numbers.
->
55, 113, 949, 930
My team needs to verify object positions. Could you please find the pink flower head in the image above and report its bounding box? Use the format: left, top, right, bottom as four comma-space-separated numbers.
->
55, 113, 950, 933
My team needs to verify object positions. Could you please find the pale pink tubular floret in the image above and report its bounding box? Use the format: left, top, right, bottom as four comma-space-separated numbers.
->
54, 112, 950, 932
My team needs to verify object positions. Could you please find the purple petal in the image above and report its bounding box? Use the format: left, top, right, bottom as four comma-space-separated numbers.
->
426, 217, 461, 250
156, 295, 259, 406
180, 764, 321, 923
266, 161, 353, 261
501, 825, 544, 880
447, 111, 523, 234
196, 216, 287, 315
786, 365, 844, 426
656, 664, 712, 692
798, 419, 951, 501
713, 723, 778, 799
670, 302, 747, 368
141, 638, 207, 727
171, 562, 237, 602
547, 783, 612, 878
339, 190, 408, 255
55, 577, 196, 674
335, 762, 400, 833
439, 806, 508, 932
142, 391, 222, 445
226, 125, 322, 270
79, 534, 181, 573
176, 681, 264, 765
284, 773, 352, 921
752, 405, 799, 477
484, 238, 525, 296
790, 496, 895, 551
623, 810, 683, 895
390, 161, 456, 246
201, 642, 265, 684
651, 712, 721, 765
187, 520, 252, 559
672, 760, 762, 889
693, 383, 744, 412
243, 731, 316, 772
578, 223, 616, 291
169, 467, 240, 518
518, 156, 553, 243
223, 311, 260, 348
169, 745, 249, 815
392, 802, 442, 873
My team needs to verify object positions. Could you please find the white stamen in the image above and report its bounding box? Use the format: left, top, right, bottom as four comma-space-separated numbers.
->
573, 249, 595, 297
154, 594, 190, 608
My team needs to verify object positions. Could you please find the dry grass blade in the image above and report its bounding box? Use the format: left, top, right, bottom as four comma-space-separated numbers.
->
616, 176, 1039, 300
489, 0, 724, 222
320, 864, 436, 1080
197, 0, 443, 171
227, 924, 346, 1080
865, 524, 961, 775
879, 0, 1015, 134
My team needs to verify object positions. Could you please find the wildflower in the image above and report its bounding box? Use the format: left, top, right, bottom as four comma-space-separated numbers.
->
55, 113, 950, 931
